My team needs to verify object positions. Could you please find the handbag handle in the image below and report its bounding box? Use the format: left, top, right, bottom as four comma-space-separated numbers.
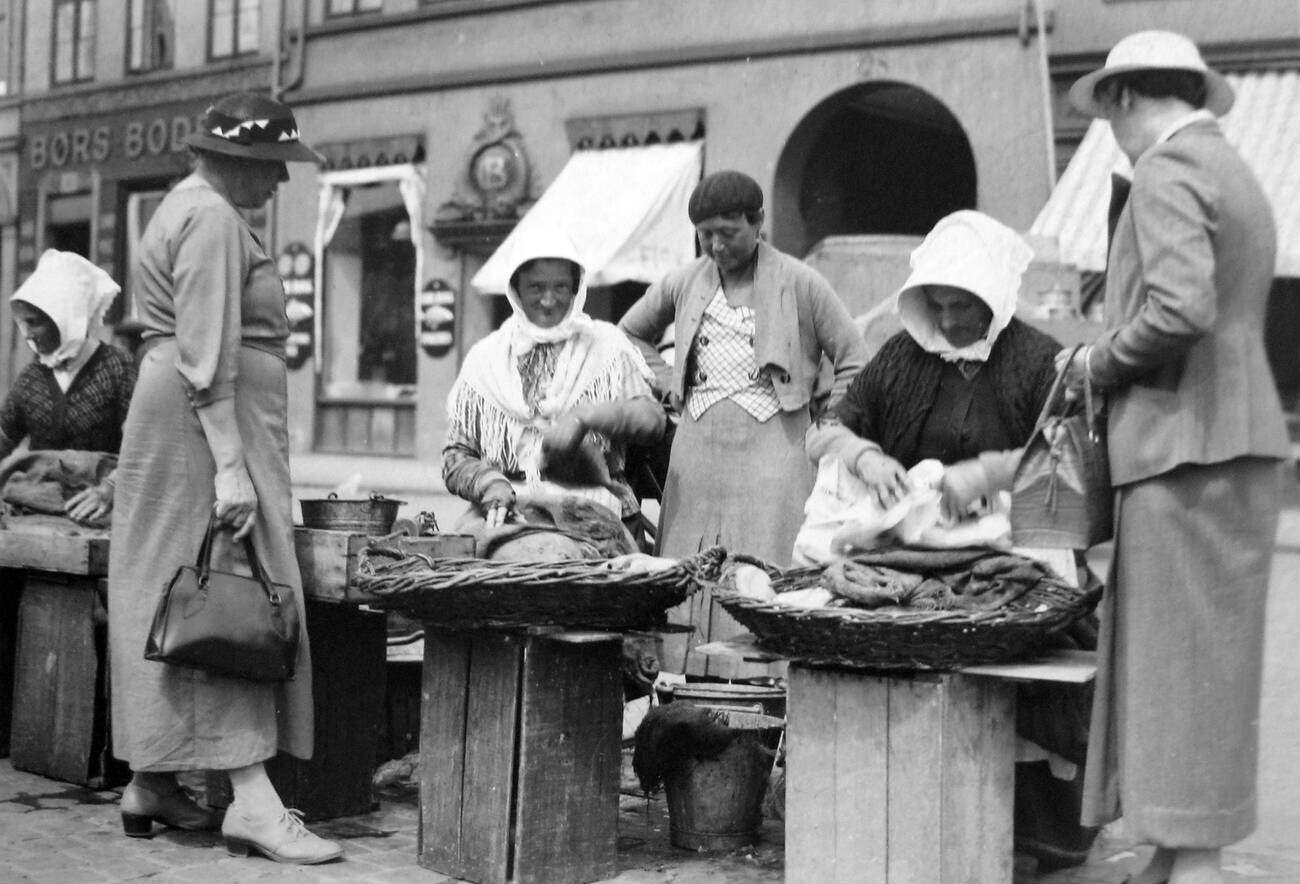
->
1033, 344, 1103, 443
193, 514, 283, 604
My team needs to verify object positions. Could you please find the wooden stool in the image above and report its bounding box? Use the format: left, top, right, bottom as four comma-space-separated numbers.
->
418, 628, 622, 884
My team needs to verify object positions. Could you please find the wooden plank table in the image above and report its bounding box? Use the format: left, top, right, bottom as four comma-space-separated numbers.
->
695, 636, 1097, 884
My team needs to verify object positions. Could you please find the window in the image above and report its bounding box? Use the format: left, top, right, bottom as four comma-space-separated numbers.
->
53, 0, 96, 85
209, 0, 258, 60
313, 166, 426, 455
328, 0, 384, 15
128, 0, 174, 73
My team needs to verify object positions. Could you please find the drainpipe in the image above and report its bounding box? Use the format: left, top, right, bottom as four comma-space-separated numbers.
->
1026, 0, 1058, 194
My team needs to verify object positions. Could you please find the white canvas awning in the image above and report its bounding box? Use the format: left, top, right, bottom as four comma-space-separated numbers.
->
471, 141, 703, 294
1031, 70, 1300, 277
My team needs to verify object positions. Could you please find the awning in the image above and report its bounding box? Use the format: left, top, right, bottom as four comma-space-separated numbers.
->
471, 141, 703, 294
1031, 70, 1300, 277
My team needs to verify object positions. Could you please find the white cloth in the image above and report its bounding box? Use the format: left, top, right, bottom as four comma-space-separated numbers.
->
11, 249, 120, 369
894, 210, 1033, 363
686, 288, 780, 421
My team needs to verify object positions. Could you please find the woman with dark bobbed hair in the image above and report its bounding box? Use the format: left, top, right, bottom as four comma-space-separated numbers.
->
108, 92, 342, 865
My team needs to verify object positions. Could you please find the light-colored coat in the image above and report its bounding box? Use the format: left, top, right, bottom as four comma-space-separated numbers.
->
1083, 116, 1287, 846
1089, 118, 1289, 481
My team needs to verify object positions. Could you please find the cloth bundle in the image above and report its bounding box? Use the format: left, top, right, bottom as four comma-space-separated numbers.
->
0, 449, 116, 527
793, 455, 1012, 566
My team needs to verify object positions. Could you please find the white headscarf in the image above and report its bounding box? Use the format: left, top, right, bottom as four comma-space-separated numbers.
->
497, 227, 595, 356
894, 211, 1033, 363
11, 249, 120, 369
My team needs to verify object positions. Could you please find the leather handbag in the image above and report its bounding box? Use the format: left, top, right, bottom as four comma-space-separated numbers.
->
1011, 345, 1113, 549
145, 516, 301, 681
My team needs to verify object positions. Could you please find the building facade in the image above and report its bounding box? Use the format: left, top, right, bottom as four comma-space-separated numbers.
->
1, 0, 1295, 494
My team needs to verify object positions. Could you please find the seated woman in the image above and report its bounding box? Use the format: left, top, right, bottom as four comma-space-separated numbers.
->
442, 231, 665, 555
0, 249, 137, 526
806, 210, 1097, 872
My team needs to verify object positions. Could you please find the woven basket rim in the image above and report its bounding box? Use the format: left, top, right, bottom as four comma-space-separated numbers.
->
712, 552, 1100, 670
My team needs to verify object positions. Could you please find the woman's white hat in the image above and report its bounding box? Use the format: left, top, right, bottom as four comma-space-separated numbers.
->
894, 210, 1033, 363
11, 249, 120, 367
1069, 30, 1234, 118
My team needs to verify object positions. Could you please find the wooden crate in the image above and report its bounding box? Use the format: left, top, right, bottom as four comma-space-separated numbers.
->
294, 528, 474, 603
9, 574, 127, 788
0, 572, 20, 756
202, 599, 388, 821
785, 665, 1016, 884
419, 630, 623, 884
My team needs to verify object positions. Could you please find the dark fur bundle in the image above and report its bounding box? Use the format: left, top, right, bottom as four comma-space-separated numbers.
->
632, 703, 735, 794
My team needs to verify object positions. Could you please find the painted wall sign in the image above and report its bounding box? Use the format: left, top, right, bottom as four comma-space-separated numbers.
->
277, 242, 315, 370
21, 100, 207, 179
419, 279, 456, 358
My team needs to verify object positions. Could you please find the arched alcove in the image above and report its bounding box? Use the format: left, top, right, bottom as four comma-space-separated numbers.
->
773, 82, 977, 257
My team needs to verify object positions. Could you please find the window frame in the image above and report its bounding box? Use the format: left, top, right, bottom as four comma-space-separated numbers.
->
126, 0, 174, 74
326, 0, 385, 17
51, 0, 96, 87
207, 0, 260, 62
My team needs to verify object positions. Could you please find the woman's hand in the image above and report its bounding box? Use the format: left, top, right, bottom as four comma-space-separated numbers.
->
541, 412, 587, 456
213, 463, 258, 540
65, 482, 113, 525
481, 480, 516, 529
939, 458, 991, 523
853, 449, 910, 509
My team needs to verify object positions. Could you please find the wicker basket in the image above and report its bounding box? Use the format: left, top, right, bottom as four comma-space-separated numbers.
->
715, 552, 1100, 671
353, 546, 725, 631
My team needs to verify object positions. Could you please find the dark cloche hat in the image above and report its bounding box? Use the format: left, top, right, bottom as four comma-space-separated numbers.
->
184, 92, 324, 164
687, 170, 764, 224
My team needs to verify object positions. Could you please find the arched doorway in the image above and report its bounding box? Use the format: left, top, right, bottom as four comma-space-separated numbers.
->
773, 82, 977, 258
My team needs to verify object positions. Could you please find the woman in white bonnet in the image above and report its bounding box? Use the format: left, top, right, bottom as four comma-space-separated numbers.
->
442, 228, 665, 542
807, 210, 1099, 872
0, 249, 136, 524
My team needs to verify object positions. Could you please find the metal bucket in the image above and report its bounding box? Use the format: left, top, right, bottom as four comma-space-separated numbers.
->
664, 710, 784, 850
299, 493, 405, 535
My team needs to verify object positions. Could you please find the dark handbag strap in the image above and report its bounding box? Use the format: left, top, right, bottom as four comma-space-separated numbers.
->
193, 514, 284, 604
1033, 344, 1102, 442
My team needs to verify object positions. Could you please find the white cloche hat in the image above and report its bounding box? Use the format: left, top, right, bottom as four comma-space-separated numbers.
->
1069, 30, 1234, 118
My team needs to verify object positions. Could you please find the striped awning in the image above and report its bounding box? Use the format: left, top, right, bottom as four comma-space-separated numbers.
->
1031, 70, 1300, 277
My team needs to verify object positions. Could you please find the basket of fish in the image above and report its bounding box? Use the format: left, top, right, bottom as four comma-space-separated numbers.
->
713, 547, 1100, 671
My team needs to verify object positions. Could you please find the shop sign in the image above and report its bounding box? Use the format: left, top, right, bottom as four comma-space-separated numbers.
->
23, 102, 207, 176
277, 242, 315, 370
419, 279, 456, 358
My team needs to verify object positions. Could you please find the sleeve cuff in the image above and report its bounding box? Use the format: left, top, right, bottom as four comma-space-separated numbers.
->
186, 381, 236, 407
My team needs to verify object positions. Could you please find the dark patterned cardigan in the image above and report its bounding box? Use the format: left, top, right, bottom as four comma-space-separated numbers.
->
0, 343, 137, 459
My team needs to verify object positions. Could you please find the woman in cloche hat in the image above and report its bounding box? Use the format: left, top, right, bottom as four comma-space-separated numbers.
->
107, 93, 343, 865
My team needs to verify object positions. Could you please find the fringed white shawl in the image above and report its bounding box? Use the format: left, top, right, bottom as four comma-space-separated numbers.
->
447, 318, 656, 486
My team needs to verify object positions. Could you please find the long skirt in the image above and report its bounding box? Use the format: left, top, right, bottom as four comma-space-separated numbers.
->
657, 399, 813, 673
1082, 457, 1281, 845
107, 342, 313, 771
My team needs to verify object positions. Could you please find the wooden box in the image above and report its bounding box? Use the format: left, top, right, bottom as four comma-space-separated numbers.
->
0, 572, 18, 757
294, 528, 474, 604
785, 665, 1016, 884
9, 574, 127, 788
419, 630, 623, 884
203, 599, 388, 821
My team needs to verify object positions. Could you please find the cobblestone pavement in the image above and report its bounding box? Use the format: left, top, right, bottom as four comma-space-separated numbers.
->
2, 760, 1299, 883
